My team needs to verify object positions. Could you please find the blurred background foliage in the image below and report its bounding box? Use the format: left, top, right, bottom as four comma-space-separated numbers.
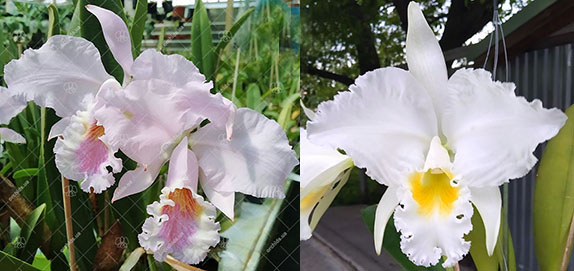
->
0, 0, 300, 270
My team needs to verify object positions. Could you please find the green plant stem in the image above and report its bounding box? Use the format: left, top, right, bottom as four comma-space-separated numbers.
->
62, 177, 77, 271
231, 49, 241, 104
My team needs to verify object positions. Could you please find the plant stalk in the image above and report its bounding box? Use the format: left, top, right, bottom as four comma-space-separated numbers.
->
62, 177, 78, 271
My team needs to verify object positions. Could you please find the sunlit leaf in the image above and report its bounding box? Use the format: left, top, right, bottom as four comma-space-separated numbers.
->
0, 250, 40, 271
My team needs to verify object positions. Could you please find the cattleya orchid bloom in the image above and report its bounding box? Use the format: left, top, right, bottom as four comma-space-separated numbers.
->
300, 110, 353, 241
0, 88, 26, 153
306, 2, 567, 268
2, 5, 136, 193
70, 4, 297, 264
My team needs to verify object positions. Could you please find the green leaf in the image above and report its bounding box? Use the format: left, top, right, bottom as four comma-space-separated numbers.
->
67, 0, 82, 36
17, 204, 46, 263
79, 0, 127, 81
467, 207, 516, 271
47, 4, 60, 37
13, 168, 39, 179
215, 8, 255, 58
533, 105, 574, 270
246, 83, 262, 111
68, 182, 98, 271
0, 250, 41, 271
277, 93, 299, 130
361, 205, 446, 271
130, 0, 148, 57
190, 0, 216, 80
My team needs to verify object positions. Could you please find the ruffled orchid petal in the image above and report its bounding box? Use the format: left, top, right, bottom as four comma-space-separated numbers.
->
394, 184, 473, 267
131, 49, 206, 87
86, 5, 133, 79
374, 187, 399, 255
176, 91, 236, 140
200, 174, 235, 219
166, 137, 199, 192
95, 79, 230, 166
0, 87, 26, 125
48, 117, 71, 140
189, 108, 298, 199
0, 127, 26, 144
54, 109, 121, 193
470, 186, 501, 256
307, 68, 438, 186
406, 2, 448, 111
139, 187, 220, 264
444, 68, 567, 187
112, 161, 165, 202
4, 35, 113, 117
300, 129, 352, 190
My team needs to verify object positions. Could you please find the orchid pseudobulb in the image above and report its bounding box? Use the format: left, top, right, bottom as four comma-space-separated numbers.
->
306, 2, 566, 267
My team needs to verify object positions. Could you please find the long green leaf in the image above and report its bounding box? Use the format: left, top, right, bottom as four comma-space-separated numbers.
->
13, 168, 39, 180
361, 205, 446, 271
47, 4, 60, 37
17, 204, 46, 263
0, 250, 40, 271
130, 0, 148, 57
190, 0, 215, 80
533, 105, 574, 270
215, 8, 255, 58
467, 207, 516, 271
79, 0, 127, 81
277, 93, 299, 130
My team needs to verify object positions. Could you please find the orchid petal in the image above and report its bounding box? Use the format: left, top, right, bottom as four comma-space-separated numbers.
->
444, 68, 567, 187
307, 68, 437, 186
308, 169, 351, 237
394, 185, 473, 267
200, 174, 235, 219
166, 137, 199, 192
189, 108, 298, 199
48, 117, 71, 140
139, 187, 220, 264
0, 128, 26, 144
374, 187, 399, 255
4, 35, 113, 117
470, 186, 501, 256
0, 87, 26, 125
54, 109, 121, 193
132, 49, 206, 87
95, 79, 230, 166
301, 129, 352, 189
405, 2, 448, 111
86, 5, 133, 78
112, 161, 165, 202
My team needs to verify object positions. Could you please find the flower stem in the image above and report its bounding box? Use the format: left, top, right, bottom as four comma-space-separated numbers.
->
62, 177, 77, 271
561, 213, 574, 270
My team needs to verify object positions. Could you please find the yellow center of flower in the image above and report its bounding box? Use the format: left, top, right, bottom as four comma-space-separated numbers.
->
409, 169, 458, 217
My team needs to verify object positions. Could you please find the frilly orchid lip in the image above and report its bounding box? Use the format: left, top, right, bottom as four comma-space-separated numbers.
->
306, 1, 567, 267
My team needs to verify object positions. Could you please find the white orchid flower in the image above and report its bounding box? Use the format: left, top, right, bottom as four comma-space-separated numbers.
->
306, 2, 567, 267
300, 128, 353, 240
0, 88, 27, 154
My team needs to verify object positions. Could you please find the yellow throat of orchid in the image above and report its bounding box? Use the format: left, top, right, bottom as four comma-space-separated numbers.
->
409, 136, 459, 217
409, 169, 458, 217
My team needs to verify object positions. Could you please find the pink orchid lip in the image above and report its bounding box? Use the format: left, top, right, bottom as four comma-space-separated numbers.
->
158, 188, 203, 252
77, 122, 107, 175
